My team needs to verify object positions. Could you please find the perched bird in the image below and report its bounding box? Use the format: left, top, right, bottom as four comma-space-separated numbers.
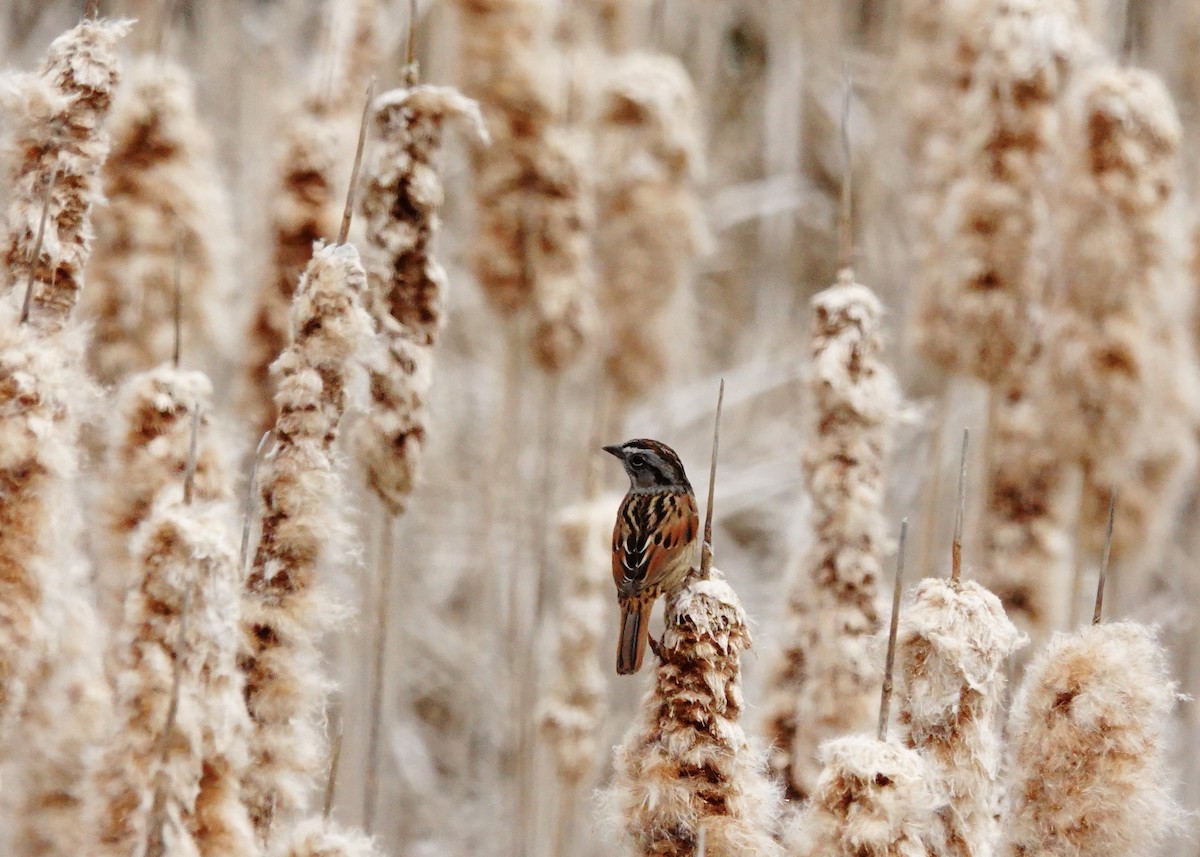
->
604, 438, 699, 674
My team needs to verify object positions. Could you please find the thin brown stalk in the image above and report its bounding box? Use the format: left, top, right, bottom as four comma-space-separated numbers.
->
1093, 487, 1117, 625
951, 428, 968, 584
878, 519, 907, 742
699, 378, 724, 579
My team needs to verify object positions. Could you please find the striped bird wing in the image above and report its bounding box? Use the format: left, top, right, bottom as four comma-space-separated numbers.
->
612, 490, 699, 599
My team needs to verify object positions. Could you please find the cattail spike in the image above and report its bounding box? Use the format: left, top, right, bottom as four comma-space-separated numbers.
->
838, 62, 853, 275
699, 378, 724, 579
182, 406, 200, 505
878, 518, 908, 742
19, 170, 58, 325
240, 430, 272, 575
323, 714, 344, 820
142, 586, 192, 857
1094, 487, 1117, 625
405, 0, 418, 72
172, 231, 183, 367
951, 427, 968, 583
338, 77, 376, 246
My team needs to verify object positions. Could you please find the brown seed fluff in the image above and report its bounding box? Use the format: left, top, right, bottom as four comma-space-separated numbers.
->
354, 83, 486, 514
239, 243, 372, 839
1000, 622, 1180, 857
592, 52, 705, 403
0, 18, 129, 329
82, 57, 233, 385
763, 276, 899, 801
608, 571, 783, 857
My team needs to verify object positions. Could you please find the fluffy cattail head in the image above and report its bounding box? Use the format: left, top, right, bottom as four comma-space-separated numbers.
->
1001, 621, 1181, 857
608, 571, 783, 857
2, 18, 130, 327
897, 578, 1025, 857
785, 736, 942, 857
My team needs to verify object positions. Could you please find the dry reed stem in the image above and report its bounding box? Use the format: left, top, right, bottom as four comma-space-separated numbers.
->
0, 18, 129, 329
1033, 63, 1199, 562
240, 243, 373, 839
537, 494, 615, 784
910, 0, 1081, 382
783, 736, 941, 857
763, 276, 899, 800
240, 99, 345, 436
897, 578, 1025, 857
95, 486, 254, 857
593, 52, 705, 403
82, 57, 232, 384
96, 366, 231, 623
354, 83, 486, 514
608, 570, 783, 857
1000, 621, 1180, 857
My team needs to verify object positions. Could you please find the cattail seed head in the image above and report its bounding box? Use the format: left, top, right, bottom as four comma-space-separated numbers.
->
608, 571, 783, 857
1001, 621, 1181, 857
82, 57, 233, 384
764, 278, 899, 800
784, 736, 942, 857
241, 242, 372, 838
897, 578, 1025, 857
1, 18, 129, 329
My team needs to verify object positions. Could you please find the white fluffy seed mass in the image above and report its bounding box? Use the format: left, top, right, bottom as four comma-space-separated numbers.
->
1000, 621, 1181, 857
897, 578, 1025, 857
785, 736, 942, 857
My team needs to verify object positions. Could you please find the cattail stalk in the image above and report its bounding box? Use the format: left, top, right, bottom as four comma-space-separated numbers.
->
1, 18, 129, 329
763, 276, 899, 800
608, 570, 783, 857
82, 57, 232, 384
897, 578, 1024, 857
240, 243, 373, 838
593, 53, 704, 403
354, 82, 486, 513
1000, 621, 1180, 857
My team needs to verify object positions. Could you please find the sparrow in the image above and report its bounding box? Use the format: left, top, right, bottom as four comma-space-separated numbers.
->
604, 438, 699, 675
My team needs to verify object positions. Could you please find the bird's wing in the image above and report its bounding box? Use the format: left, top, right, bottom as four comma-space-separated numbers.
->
612, 491, 698, 599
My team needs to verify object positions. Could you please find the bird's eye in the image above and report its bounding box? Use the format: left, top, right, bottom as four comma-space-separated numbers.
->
628, 453, 646, 468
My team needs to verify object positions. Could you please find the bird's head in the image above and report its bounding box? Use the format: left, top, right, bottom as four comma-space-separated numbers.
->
603, 438, 692, 493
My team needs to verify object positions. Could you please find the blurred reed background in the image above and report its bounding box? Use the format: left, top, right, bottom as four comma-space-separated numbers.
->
0, 1, 1199, 856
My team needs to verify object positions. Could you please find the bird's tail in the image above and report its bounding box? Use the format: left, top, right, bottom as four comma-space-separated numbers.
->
617, 599, 653, 675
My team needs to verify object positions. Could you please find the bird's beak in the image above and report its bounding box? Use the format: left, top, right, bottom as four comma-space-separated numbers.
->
602, 444, 624, 459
